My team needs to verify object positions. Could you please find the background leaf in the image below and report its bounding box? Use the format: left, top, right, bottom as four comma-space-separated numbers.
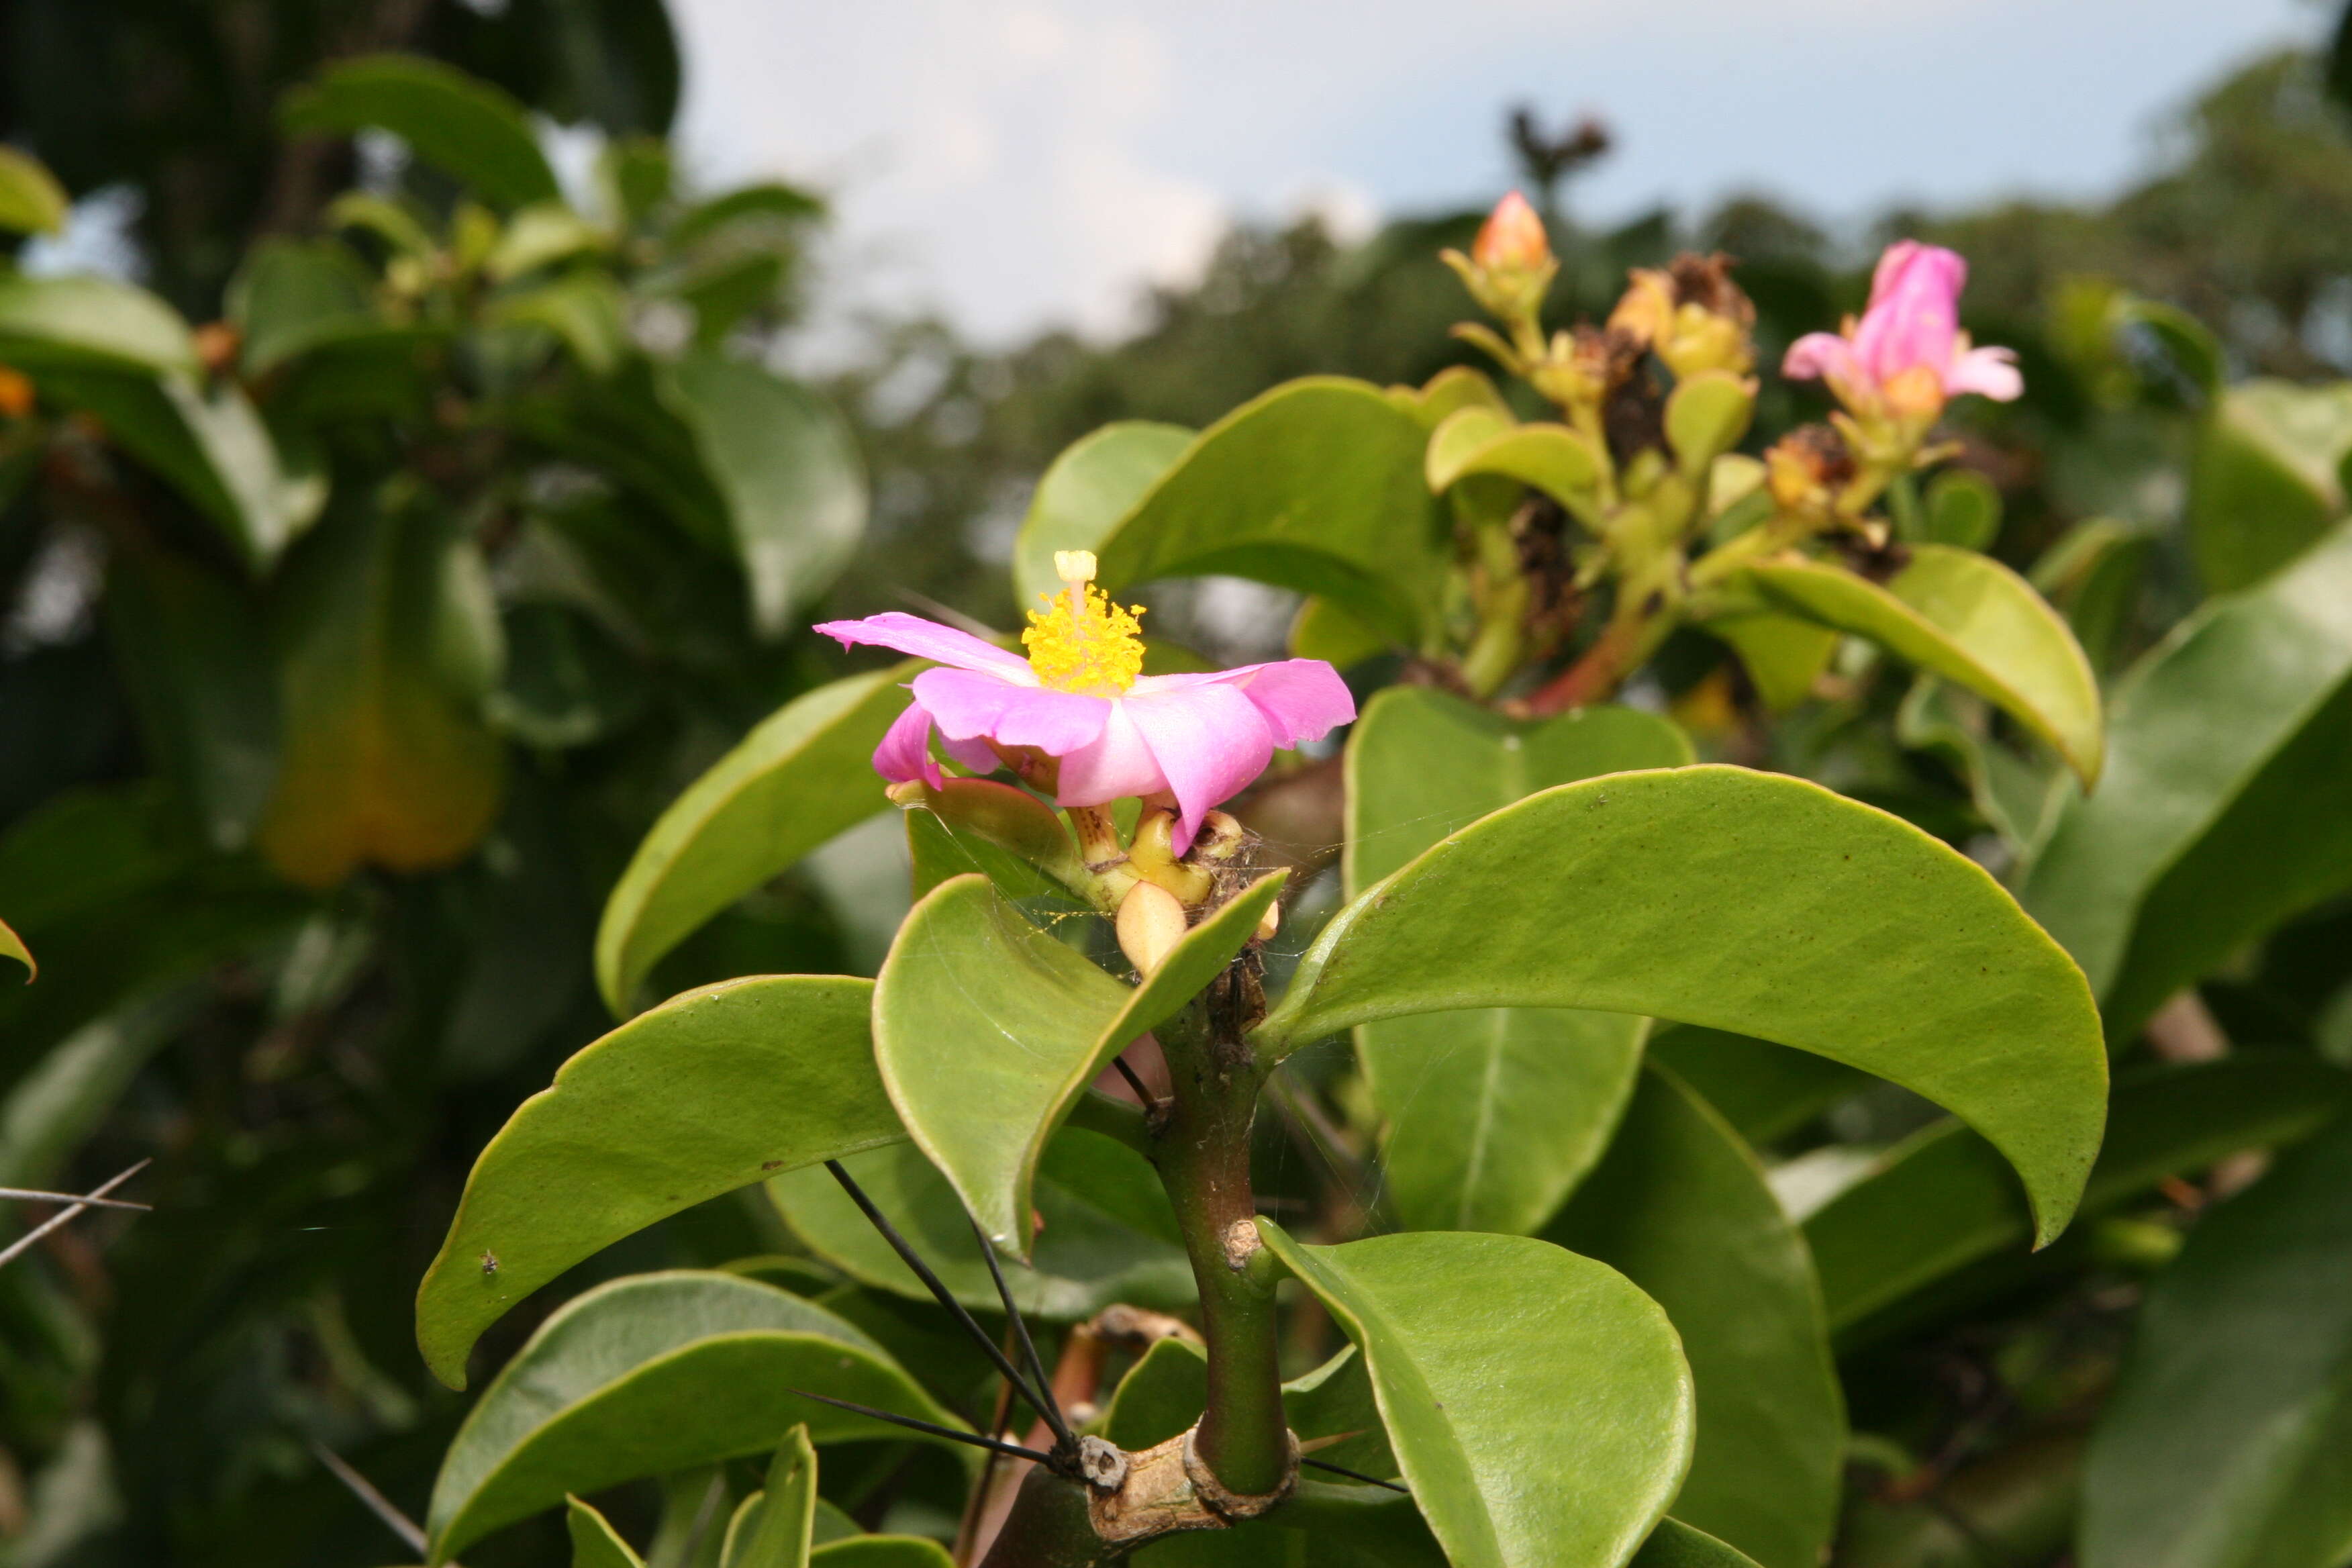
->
569, 1497, 648, 1568
1547, 1067, 1843, 1568
2187, 379, 2352, 593
1345, 688, 1688, 1234
1012, 420, 1193, 611
768, 1133, 1193, 1321
594, 666, 914, 1013
2079, 1116, 2352, 1568
0, 146, 68, 234
279, 54, 562, 209
2020, 519, 2352, 1038
1265, 767, 2108, 1245
415, 975, 900, 1388
1261, 1222, 1693, 1568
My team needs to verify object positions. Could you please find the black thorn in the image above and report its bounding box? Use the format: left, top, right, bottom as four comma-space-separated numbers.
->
1300, 1457, 1411, 1494
823, 1160, 1064, 1435
967, 1214, 1074, 1455
786, 1387, 1057, 1466
1109, 1053, 1155, 1108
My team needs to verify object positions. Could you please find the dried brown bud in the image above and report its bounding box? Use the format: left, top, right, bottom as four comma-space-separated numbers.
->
1765, 424, 1856, 512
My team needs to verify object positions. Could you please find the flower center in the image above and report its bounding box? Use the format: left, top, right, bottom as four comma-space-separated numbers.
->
1023, 550, 1145, 697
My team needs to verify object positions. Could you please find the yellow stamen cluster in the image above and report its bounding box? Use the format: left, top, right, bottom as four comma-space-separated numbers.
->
1023, 550, 1145, 696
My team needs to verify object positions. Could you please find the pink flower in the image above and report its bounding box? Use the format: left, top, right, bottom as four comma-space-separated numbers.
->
1783, 241, 2021, 413
816, 552, 1354, 851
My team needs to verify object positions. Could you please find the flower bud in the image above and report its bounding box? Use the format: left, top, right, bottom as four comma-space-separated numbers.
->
1765, 425, 1855, 514
1116, 880, 1189, 977
1472, 191, 1551, 273
0, 369, 32, 422
1127, 807, 1214, 905
1608, 254, 1755, 379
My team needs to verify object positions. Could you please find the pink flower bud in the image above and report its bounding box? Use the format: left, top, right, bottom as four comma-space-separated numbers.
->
1472, 191, 1551, 273
1783, 240, 2021, 420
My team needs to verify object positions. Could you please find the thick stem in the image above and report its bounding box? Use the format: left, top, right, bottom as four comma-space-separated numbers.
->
977, 1467, 1116, 1568
1153, 997, 1289, 1498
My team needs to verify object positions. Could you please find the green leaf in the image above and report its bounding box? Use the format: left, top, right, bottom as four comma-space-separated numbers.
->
103, 541, 279, 851
809, 1540, 955, 1568
256, 494, 503, 886
2079, 1116, 2352, 1568
768, 1132, 1192, 1321
226, 238, 379, 376
1920, 469, 2000, 551
489, 202, 611, 281
2187, 380, 2352, 593
1628, 1520, 1765, 1568
875, 871, 1283, 1255
660, 353, 866, 636
426, 1272, 961, 1559
1259, 1222, 1693, 1568
569, 1497, 648, 1568
0, 273, 197, 375
595, 666, 914, 1014
1091, 378, 1451, 645
0, 917, 28, 983
280, 54, 561, 210
2029, 518, 2153, 677
1644, 1026, 1866, 1146
29, 365, 323, 569
1894, 677, 2063, 850
1012, 421, 1194, 611
414, 975, 901, 1389
672, 183, 826, 248
0, 991, 200, 1189
1100, 1336, 1212, 1451
1289, 596, 1392, 669
1743, 545, 2103, 784
0, 146, 68, 235
1424, 411, 1606, 517
728, 1426, 817, 1568
901, 780, 1082, 903
493, 273, 630, 377
1702, 613, 1839, 713
2020, 520, 2352, 1038
1099, 1338, 1395, 1479
1261, 766, 2108, 1246
1547, 1067, 1842, 1568
1345, 688, 1689, 1234
1805, 1054, 2347, 1334
1664, 373, 1755, 478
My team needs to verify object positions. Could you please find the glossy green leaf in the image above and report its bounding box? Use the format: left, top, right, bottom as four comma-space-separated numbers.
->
426, 1272, 960, 1559
1260, 1222, 1693, 1568
256, 495, 503, 886
1664, 373, 1754, 477
595, 665, 914, 1014
1100, 1336, 1212, 1450
0, 147, 68, 235
1894, 677, 2062, 850
1390, 365, 1510, 429
661, 353, 867, 638
1013, 421, 1194, 611
1426, 411, 1606, 516
490, 202, 610, 281
569, 1497, 648, 1568
2187, 379, 2352, 593
493, 273, 630, 377
280, 54, 561, 209
0, 273, 197, 375
1643, 1026, 1866, 1146
415, 975, 901, 1388
0, 918, 28, 983
876, 871, 1282, 1255
1805, 1055, 2349, 1333
769, 1132, 1191, 1321
1091, 378, 1450, 644
1628, 1520, 1765, 1568
728, 1426, 817, 1568
2030, 517, 2153, 677
2080, 1116, 2352, 1568
1745, 545, 2103, 783
1262, 766, 2108, 1246
1346, 687, 1688, 1234
1547, 1067, 1841, 1568
2020, 520, 2352, 1039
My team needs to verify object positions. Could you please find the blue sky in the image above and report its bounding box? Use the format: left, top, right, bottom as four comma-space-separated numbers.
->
669, 0, 2324, 342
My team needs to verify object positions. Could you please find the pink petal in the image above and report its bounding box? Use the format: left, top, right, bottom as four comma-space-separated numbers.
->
1055, 702, 1171, 808
940, 732, 1001, 774
814, 612, 1032, 677
911, 667, 1110, 754
873, 699, 944, 788
1150, 660, 1356, 748
1853, 242, 1964, 385
1781, 332, 1859, 385
1122, 683, 1277, 851
1945, 344, 2023, 402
